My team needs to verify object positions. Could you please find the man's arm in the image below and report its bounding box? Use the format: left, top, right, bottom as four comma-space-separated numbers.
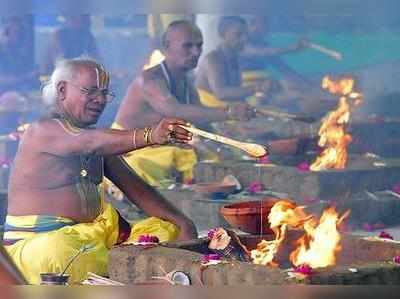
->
28, 118, 191, 157
241, 39, 308, 57
104, 155, 197, 241
114, 79, 164, 129
204, 56, 256, 101
142, 75, 230, 123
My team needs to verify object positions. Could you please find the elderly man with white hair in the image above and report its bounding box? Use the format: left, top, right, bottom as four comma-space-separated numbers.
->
4, 57, 197, 284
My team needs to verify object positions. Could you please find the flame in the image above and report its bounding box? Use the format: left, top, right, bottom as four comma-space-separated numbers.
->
251, 200, 312, 266
310, 75, 363, 171
251, 200, 350, 269
321, 76, 354, 95
290, 207, 350, 268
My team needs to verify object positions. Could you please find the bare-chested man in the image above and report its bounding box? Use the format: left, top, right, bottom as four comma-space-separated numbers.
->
196, 16, 272, 104
196, 16, 335, 116
4, 58, 197, 284
114, 20, 254, 186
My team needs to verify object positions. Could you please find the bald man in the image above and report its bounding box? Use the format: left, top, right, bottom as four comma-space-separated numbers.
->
113, 20, 255, 186
196, 16, 272, 105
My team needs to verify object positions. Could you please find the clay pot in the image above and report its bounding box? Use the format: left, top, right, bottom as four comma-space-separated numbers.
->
220, 198, 278, 234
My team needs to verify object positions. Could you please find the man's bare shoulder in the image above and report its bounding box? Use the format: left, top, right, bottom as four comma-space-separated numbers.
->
141, 64, 169, 95
142, 64, 164, 83
203, 49, 221, 65
24, 118, 80, 141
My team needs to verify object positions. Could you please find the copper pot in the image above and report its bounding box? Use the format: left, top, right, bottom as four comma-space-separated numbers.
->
220, 198, 278, 234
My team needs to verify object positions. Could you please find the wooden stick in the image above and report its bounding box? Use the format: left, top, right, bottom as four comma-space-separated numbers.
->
179, 125, 268, 158
255, 108, 316, 123
308, 42, 342, 61
84, 272, 124, 285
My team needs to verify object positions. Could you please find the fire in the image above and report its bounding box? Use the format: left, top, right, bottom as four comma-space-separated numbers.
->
251, 200, 350, 269
290, 207, 350, 268
310, 75, 363, 171
251, 200, 312, 266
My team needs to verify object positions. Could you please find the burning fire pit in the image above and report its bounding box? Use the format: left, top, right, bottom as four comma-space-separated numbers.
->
195, 76, 400, 201
109, 201, 400, 285
109, 233, 400, 285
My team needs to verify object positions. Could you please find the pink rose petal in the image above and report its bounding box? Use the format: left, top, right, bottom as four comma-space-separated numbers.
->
297, 162, 310, 172
201, 253, 222, 263
379, 231, 393, 240
207, 228, 218, 240
247, 181, 264, 193
257, 156, 269, 164
393, 255, 400, 264
137, 234, 159, 243
294, 264, 313, 275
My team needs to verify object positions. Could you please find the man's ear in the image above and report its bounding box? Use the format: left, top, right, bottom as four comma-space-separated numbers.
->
56, 81, 66, 100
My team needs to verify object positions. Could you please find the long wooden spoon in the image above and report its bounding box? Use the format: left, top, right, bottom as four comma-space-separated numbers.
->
179, 125, 268, 158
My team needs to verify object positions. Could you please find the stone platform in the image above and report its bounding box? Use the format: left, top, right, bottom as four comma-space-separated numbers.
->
109, 234, 400, 285
194, 155, 400, 202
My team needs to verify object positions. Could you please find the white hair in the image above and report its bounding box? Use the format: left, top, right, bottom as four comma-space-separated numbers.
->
41, 57, 101, 106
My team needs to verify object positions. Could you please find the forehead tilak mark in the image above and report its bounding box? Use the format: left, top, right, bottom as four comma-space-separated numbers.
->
93, 64, 109, 89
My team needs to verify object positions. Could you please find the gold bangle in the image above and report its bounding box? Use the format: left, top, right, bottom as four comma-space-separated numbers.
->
143, 127, 151, 144
132, 129, 137, 149
148, 127, 154, 144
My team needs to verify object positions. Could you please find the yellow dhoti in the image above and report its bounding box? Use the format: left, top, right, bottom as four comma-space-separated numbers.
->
4, 202, 179, 284
112, 123, 198, 187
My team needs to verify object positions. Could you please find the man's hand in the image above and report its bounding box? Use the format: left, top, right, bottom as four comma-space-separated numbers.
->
151, 118, 193, 145
227, 103, 256, 121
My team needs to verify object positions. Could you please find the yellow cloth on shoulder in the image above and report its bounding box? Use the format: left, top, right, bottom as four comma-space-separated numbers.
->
241, 70, 270, 85
4, 201, 179, 284
197, 88, 228, 108
112, 122, 198, 187
143, 49, 165, 70
197, 71, 269, 108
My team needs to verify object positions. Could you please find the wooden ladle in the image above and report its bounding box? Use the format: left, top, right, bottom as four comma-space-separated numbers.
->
179, 125, 268, 158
